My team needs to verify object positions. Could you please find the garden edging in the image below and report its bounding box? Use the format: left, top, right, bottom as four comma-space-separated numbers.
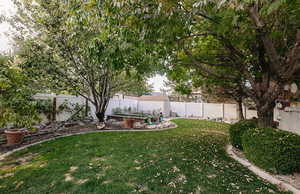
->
0, 122, 177, 161
226, 144, 300, 194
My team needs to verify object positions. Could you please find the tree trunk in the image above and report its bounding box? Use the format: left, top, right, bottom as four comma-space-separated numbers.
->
236, 99, 244, 120
52, 97, 57, 121
256, 103, 275, 128
95, 99, 109, 122
85, 99, 89, 117
96, 111, 105, 122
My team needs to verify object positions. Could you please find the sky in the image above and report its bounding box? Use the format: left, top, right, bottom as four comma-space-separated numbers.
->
0, 0, 15, 52
148, 75, 168, 92
0, 0, 167, 92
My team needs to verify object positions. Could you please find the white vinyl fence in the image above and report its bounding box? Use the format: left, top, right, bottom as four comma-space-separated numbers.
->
34, 94, 87, 122
170, 102, 257, 121
34, 93, 300, 136
35, 94, 256, 122
277, 107, 300, 135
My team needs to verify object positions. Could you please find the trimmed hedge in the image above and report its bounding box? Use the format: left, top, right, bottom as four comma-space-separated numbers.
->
229, 120, 257, 150
242, 127, 300, 174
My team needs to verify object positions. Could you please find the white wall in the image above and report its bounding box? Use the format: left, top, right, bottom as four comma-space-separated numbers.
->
56, 95, 86, 121
33, 94, 300, 135
224, 104, 237, 121
186, 103, 202, 117
105, 98, 138, 116
244, 109, 258, 119
138, 101, 163, 114
35, 94, 87, 121
170, 102, 203, 117
170, 102, 186, 117
163, 100, 171, 117
278, 108, 300, 135
33, 94, 260, 122
203, 103, 223, 119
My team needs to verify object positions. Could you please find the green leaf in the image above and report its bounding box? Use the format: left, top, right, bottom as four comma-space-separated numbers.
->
266, 0, 286, 15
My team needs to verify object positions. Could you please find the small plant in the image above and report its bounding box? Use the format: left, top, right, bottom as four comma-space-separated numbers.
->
35, 99, 78, 121
0, 97, 41, 129
70, 102, 91, 120
0, 63, 40, 129
35, 99, 53, 120
112, 107, 122, 114
122, 107, 132, 114
57, 100, 73, 113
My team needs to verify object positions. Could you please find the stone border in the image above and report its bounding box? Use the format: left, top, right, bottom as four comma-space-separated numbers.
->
226, 145, 300, 194
0, 122, 177, 161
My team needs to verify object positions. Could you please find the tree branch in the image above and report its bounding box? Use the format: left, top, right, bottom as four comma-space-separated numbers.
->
248, 3, 282, 73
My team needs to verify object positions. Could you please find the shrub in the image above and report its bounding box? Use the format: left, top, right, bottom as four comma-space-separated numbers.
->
229, 119, 257, 150
242, 127, 300, 174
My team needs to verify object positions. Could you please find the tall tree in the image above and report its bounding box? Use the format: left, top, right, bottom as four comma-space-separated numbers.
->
120, 0, 300, 127
9, 0, 156, 122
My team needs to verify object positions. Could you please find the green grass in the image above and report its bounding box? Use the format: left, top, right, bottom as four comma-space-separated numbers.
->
0, 119, 288, 193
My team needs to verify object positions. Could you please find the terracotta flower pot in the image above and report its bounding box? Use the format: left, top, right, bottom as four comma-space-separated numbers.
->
124, 118, 135, 129
5, 130, 25, 146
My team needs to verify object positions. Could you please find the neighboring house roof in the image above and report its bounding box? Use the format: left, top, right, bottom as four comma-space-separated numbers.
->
139, 95, 169, 101
124, 95, 140, 100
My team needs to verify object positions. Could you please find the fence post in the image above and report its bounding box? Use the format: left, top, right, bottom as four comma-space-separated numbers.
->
52, 97, 57, 121
202, 103, 205, 118
244, 104, 247, 119
185, 102, 187, 118
222, 103, 225, 120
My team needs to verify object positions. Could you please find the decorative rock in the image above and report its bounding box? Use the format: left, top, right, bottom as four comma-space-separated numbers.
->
96, 123, 105, 130
144, 121, 175, 129
134, 122, 146, 129
78, 122, 85, 126
146, 125, 157, 129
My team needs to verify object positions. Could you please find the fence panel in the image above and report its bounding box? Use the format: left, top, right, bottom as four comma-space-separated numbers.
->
278, 108, 300, 135
224, 104, 237, 121
245, 109, 257, 119
186, 102, 202, 117
120, 98, 138, 111
203, 103, 223, 119
170, 102, 187, 117
36, 94, 292, 127
56, 95, 86, 121
138, 101, 164, 114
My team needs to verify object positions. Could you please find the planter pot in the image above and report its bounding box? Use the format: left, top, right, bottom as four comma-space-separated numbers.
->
4, 130, 25, 146
124, 119, 135, 129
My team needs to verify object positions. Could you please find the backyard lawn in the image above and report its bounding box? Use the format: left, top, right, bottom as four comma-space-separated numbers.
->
0, 119, 288, 194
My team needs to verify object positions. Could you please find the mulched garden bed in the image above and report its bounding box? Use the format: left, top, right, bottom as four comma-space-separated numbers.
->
0, 122, 97, 154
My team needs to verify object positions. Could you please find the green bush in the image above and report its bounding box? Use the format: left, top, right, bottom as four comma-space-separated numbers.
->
229, 119, 257, 150
242, 127, 300, 174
